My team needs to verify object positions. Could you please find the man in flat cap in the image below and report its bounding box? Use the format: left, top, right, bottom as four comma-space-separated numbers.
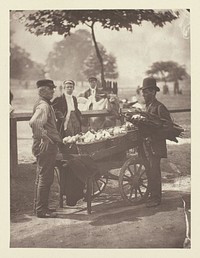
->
84, 77, 98, 100
78, 77, 103, 130
140, 77, 172, 207
81, 77, 105, 108
29, 79, 62, 218
85, 77, 97, 108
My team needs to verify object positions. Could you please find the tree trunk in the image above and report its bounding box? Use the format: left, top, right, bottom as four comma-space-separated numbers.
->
91, 22, 106, 89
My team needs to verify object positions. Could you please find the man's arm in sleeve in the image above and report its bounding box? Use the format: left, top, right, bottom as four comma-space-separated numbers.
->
158, 105, 172, 122
29, 103, 48, 138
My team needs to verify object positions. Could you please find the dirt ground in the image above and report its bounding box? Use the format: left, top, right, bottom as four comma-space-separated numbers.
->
10, 137, 191, 248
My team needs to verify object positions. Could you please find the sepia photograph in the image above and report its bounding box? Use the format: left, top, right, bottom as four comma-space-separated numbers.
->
8, 7, 192, 250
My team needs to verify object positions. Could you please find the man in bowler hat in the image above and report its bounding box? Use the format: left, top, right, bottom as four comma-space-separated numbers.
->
29, 79, 62, 218
140, 77, 172, 207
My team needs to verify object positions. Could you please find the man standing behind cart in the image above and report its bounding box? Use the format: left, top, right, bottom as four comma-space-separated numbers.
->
83, 77, 98, 103
81, 77, 104, 109
29, 79, 62, 218
140, 77, 172, 208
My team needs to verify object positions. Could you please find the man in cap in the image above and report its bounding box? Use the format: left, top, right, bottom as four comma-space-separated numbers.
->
140, 77, 172, 207
84, 77, 98, 99
29, 79, 62, 218
81, 77, 105, 108
78, 77, 102, 130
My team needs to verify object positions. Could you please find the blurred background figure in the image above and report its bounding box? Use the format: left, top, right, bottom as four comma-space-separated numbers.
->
163, 83, 169, 95
52, 80, 82, 137
136, 85, 140, 95
174, 80, 179, 95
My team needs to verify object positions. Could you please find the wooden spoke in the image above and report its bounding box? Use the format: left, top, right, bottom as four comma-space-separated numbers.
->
122, 182, 130, 187
140, 174, 147, 180
127, 166, 134, 177
94, 179, 101, 192
138, 187, 144, 197
134, 163, 137, 173
135, 188, 138, 198
98, 178, 107, 184
129, 186, 134, 199
141, 183, 147, 188
123, 174, 131, 180
137, 164, 142, 173
119, 157, 149, 204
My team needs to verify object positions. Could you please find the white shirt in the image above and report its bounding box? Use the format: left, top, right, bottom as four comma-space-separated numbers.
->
89, 87, 96, 105
64, 93, 75, 130
91, 88, 96, 96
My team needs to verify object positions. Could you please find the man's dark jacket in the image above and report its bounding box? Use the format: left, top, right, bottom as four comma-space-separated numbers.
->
83, 87, 104, 99
146, 98, 172, 158
52, 94, 81, 137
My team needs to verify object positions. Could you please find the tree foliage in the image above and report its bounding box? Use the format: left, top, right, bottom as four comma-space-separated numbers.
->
10, 29, 44, 80
10, 44, 45, 80
146, 61, 190, 82
83, 43, 118, 80
46, 29, 118, 82
46, 30, 93, 81
24, 10, 179, 86
25, 10, 179, 36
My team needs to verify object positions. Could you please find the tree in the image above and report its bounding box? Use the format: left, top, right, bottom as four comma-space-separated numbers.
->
24, 9, 179, 88
146, 61, 190, 93
10, 29, 44, 80
10, 44, 33, 79
46, 29, 93, 82
83, 44, 118, 80
10, 44, 45, 80
46, 29, 118, 83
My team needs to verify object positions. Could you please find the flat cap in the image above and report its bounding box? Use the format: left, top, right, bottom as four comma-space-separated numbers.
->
88, 77, 97, 82
36, 79, 56, 88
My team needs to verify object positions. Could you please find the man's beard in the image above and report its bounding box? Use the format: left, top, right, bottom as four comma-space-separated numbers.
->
39, 88, 52, 100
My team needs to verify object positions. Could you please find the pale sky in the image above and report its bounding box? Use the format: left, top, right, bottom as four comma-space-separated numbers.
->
10, 10, 190, 87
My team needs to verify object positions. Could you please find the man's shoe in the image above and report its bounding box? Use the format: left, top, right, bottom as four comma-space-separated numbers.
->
146, 200, 160, 208
37, 212, 57, 218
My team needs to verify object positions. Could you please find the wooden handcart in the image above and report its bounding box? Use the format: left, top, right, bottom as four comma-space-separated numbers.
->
55, 128, 150, 214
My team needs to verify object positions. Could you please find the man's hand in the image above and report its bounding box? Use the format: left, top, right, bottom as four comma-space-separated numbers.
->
39, 137, 50, 154
39, 128, 54, 154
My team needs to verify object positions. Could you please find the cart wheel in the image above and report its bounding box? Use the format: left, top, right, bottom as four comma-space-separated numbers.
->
119, 157, 149, 204
91, 175, 108, 198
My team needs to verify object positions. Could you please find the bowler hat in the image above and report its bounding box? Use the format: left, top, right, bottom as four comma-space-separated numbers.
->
140, 77, 160, 92
88, 77, 97, 82
36, 79, 56, 88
